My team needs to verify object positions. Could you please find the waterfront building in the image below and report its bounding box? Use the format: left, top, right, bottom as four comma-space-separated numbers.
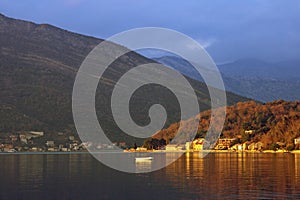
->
185, 142, 192, 150
294, 137, 300, 145
192, 138, 205, 151
165, 144, 184, 151
215, 138, 236, 150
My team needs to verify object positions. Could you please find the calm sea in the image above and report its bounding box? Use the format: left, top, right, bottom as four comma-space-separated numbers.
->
0, 152, 300, 200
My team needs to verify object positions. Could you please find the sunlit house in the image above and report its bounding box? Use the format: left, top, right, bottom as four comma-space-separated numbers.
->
192, 138, 205, 151
215, 138, 236, 150
294, 137, 300, 145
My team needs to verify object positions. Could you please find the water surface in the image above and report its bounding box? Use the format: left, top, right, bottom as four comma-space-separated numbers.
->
0, 152, 299, 199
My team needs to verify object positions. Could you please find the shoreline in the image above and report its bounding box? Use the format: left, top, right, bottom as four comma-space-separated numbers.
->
1, 149, 300, 155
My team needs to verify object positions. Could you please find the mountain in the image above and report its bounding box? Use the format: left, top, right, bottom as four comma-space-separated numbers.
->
153, 56, 203, 81
152, 56, 300, 102
151, 100, 300, 150
0, 14, 251, 144
218, 59, 300, 102
219, 58, 300, 81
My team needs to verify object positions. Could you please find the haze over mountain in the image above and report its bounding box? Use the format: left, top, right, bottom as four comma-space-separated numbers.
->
0, 14, 251, 144
219, 58, 300, 81
153, 56, 300, 102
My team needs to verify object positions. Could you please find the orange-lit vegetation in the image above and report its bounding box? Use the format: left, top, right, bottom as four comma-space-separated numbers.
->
151, 100, 300, 150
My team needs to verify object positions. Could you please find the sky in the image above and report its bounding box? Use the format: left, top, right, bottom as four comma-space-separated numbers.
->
0, 0, 300, 63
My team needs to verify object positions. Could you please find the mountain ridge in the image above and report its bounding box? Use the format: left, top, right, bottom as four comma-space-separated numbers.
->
152, 55, 300, 102
0, 13, 251, 144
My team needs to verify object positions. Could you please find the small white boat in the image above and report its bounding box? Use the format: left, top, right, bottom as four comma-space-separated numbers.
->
135, 157, 153, 162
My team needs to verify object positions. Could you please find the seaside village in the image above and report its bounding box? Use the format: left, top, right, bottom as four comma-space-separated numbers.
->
132, 129, 300, 153
0, 131, 87, 152
1, 130, 300, 153
0, 131, 130, 152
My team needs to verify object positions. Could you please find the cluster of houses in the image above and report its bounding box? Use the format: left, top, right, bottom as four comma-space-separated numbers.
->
85, 141, 127, 150
44, 137, 85, 152
162, 138, 265, 152
2, 129, 300, 153
163, 139, 204, 151
0, 131, 86, 152
0, 131, 46, 152
0, 131, 130, 152
161, 129, 294, 152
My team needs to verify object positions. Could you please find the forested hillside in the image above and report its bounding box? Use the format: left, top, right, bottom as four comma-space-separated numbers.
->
151, 100, 300, 149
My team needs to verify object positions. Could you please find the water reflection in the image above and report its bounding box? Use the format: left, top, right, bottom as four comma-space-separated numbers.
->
163, 152, 300, 199
295, 154, 300, 185
135, 160, 153, 172
0, 153, 300, 199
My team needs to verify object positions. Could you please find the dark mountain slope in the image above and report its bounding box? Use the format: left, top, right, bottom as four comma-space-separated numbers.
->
0, 14, 251, 144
